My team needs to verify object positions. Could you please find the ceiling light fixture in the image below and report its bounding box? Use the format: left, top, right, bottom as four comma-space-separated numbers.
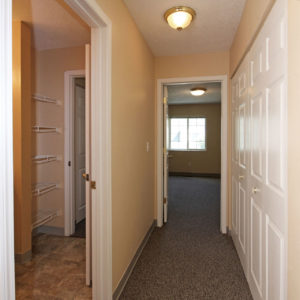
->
190, 88, 207, 96
164, 6, 196, 31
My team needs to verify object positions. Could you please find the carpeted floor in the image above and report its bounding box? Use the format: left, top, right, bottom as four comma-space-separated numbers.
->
120, 176, 253, 300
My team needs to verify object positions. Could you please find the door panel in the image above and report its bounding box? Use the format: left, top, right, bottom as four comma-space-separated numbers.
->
238, 184, 246, 254
231, 54, 249, 276
266, 78, 285, 194
266, 216, 284, 300
250, 93, 263, 182
231, 176, 238, 233
250, 198, 263, 297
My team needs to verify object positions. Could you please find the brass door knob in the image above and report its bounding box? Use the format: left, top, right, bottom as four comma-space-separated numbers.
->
82, 173, 89, 181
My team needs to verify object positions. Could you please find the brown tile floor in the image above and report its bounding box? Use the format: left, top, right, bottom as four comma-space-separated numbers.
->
15, 233, 92, 300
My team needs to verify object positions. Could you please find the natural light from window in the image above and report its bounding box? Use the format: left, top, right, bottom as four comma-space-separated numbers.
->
168, 118, 206, 150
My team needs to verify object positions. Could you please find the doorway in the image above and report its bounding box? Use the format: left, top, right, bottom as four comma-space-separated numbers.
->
6, 0, 112, 299
64, 71, 87, 238
156, 76, 228, 232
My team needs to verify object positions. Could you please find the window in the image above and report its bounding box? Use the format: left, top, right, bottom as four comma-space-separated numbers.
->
168, 118, 206, 150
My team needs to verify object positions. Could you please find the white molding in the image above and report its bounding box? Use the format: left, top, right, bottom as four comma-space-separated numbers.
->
64, 1, 112, 299
156, 75, 228, 233
0, 0, 16, 299
64, 69, 85, 237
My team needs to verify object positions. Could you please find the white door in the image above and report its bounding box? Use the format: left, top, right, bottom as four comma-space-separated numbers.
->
74, 82, 86, 223
163, 86, 169, 223
248, 0, 287, 299
84, 44, 92, 286
231, 1, 287, 299
231, 55, 250, 275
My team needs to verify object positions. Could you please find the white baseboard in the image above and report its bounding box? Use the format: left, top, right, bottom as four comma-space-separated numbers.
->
113, 220, 156, 300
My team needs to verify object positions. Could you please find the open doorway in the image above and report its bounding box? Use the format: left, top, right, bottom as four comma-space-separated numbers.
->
2, 0, 112, 298
156, 76, 228, 232
164, 82, 222, 227
12, 0, 92, 298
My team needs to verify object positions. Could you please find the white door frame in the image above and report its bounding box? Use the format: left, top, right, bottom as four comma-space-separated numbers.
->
64, 70, 85, 236
156, 75, 228, 234
64, 1, 112, 298
0, 0, 15, 298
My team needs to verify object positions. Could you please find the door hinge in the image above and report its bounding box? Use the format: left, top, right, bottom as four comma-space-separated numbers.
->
91, 181, 96, 189
68, 161, 71, 167
163, 197, 167, 204
163, 97, 167, 104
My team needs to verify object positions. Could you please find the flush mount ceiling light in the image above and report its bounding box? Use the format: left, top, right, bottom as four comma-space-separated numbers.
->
190, 88, 207, 96
164, 6, 196, 31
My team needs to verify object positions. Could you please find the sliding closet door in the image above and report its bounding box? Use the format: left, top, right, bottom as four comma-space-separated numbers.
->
231, 54, 250, 275
248, 0, 287, 299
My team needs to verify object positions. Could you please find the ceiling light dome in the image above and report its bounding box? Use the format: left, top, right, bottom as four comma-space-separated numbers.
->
164, 6, 196, 31
190, 88, 207, 96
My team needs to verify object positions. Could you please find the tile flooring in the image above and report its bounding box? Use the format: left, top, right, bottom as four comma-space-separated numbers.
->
15, 234, 92, 299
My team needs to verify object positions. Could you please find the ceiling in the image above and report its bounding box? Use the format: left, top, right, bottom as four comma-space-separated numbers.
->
124, 0, 246, 56
13, 0, 90, 51
167, 82, 221, 105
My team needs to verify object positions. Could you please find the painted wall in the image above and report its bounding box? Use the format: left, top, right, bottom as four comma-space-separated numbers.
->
32, 46, 86, 228
168, 104, 221, 175
13, 21, 32, 258
155, 51, 230, 221
230, 0, 275, 74
287, 0, 300, 298
95, 0, 155, 291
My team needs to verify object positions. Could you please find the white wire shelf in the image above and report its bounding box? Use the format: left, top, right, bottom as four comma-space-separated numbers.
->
32, 210, 58, 229
32, 94, 61, 105
32, 183, 58, 197
32, 126, 60, 133
32, 155, 58, 164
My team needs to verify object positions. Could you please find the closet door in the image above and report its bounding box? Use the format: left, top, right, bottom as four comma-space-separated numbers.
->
231, 54, 250, 275
248, 0, 287, 299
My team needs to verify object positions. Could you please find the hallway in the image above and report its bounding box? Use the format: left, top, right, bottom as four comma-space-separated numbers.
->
120, 177, 252, 299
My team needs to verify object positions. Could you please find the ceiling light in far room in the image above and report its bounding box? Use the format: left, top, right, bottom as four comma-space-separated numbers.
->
190, 88, 207, 96
164, 6, 196, 31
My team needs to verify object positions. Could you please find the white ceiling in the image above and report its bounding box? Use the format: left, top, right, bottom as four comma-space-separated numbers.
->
13, 0, 90, 50
124, 0, 246, 56
168, 82, 221, 105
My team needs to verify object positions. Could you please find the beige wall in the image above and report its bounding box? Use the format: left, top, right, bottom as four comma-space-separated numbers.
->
168, 104, 221, 175
287, 0, 300, 298
230, 0, 275, 75
95, 0, 155, 291
155, 52, 230, 79
13, 21, 32, 257
155, 51, 230, 221
32, 46, 86, 228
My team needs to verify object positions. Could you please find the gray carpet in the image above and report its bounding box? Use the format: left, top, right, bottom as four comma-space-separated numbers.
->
120, 176, 253, 300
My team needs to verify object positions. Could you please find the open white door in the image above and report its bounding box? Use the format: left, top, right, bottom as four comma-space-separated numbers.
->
84, 44, 92, 286
163, 86, 169, 223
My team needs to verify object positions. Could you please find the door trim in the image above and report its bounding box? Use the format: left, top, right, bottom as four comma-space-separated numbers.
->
0, 0, 15, 298
64, 1, 113, 299
156, 75, 228, 233
64, 69, 85, 236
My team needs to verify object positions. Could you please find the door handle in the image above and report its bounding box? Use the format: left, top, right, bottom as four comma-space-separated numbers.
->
82, 173, 89, 181
239, 175, 244, 180
252, 187, 260, 194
